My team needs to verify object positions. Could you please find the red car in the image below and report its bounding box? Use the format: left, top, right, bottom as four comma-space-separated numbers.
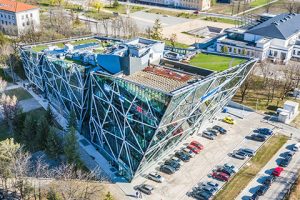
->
272, 167, 284, 177
190, 141, 204, 150
187, 144, 201, 154
212, 172, 229, 182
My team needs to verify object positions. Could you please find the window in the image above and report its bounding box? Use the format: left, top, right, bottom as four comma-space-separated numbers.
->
22, 22, 25, 27
1, 20, 3, 24
26, 14, 28, 18
297, 51, 300, 56
274, 51, 278, 57
5, 21, 7, 25
30, 13, 33, 17
27, 21, 29, 25
0, 14, 2, 17
12, 16, 14, 20
8, 15, 10, 19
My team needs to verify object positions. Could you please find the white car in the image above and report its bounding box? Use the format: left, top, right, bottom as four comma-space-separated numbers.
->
182, 147, 196, 158
148, 172, 164, 183
292, 143, 300, 151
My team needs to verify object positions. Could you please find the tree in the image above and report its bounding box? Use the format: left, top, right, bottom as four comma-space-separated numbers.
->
47, 188, 62, 200
64, 127, 80, 165
113, 0, 119, 7
223, 46, 228, 53
45, 104, 56, 126
240, 70, 254, 102
46, 127, 63, 159
91, 0, 104, 13
0, 77, 7, 92
66, 110, 77, 131
0, 94, 22, 133
170, 33, 177, 48
104, 192, 114, 200
22, 114, 37, 149
150, 19, 163, 40
35, 116, 50, 150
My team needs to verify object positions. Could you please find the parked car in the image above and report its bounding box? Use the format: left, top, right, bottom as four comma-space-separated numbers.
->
148, 172, 164, 183
256, 185, 269, 196
191, 190, 212, 200
248, 134, 266, 142
211, 172, 229, 182
190, 140, 204, 150
212, 125, 227, 134
182, 147, 196, 158
160, 165, 176, 174
193, 10, 199, 14
285, 151, 295, 159
200, 181, 219, 190
249, 192, 259, 200
202, 131, 216, 140
272, 167, 284, 177
232, 150, 247, 160
216, 167, 234, 176
187, 144, 201, 154
171, 156, 181, 163
279, 157, 291, 167
198, 185, 218, 195
136, 184, 154, 195
206, 128, 219, 136
263, 176, 276, 186
292, 143, 300, 151
256, 128, 273, 136
164, 159, 181, 170
223, 163, 237, 173
240, 148, 256, 157
222, 116, 235, 124
175, 151, 190, 162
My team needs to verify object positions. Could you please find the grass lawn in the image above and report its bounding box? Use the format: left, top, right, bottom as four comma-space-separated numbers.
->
250, 0, 270, 7
4, 88, 33, 101
32, 45, 49, 52
189, 53, 246, 71
104, 4, 145, 14
83, 10, 113, 20
164, 40, 190, 49
146, 9, 199, 19
71, 39, 100, 45
215, 134, 288, 200
203, 17, 237, 25
0, 68, 13, 82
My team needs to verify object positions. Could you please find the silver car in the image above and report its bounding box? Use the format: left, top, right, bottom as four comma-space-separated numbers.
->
202, 131, 216, 140
148, 172, 164, 183
232, 150, 247, 160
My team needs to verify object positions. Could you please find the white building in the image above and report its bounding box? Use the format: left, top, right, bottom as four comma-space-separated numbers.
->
135, 0, 210, 10
277, 100, 299, 124
216, 13, 300, 64
0, 0, 40, 35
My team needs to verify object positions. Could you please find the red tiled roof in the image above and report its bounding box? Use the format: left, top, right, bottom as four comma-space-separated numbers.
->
0, 0, 37, 13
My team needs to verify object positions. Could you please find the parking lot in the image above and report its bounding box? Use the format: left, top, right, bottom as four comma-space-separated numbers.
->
130, 107, 277, 200
237, 139, 300, 200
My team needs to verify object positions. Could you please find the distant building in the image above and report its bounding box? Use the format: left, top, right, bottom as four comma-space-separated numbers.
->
135, 0, 210, 10
215, 13, 300, 64
0, 0, 40, 35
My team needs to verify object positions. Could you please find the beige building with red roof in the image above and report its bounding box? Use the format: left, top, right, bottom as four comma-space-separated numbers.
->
0, 0, 40, 35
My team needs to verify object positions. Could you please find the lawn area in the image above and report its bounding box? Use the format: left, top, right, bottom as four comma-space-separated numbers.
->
164, 40, 190, 49
146, 9, 199, 19
83, 10, 113, 20
104, 4, 145, 14
4, 88, 32, 101
215, 134, 288, 200
189, 53, 246, 71
32, 45, 49, 52
250, 0, 270, 7
203, 17, 237, 25
71, 39, 100, 45
0, 68, 13, 82
233, 76, 300, 114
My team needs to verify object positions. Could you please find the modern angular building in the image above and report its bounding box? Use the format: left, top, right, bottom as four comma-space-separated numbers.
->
20, 36, 256, 181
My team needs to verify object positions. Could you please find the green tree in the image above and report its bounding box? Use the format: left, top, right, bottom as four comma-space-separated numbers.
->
45, 104, 56, 126
104, 192, 114, 200
47, 188, 62, 200
22, 114, 37, 149
150, 19, 163, 40
46, 127, 62, 159
35, 116, 50, 150
113, 0, 119, 7
66, 110, 77, 131
64, 127, 80, 164
12, 111, 26, 143
170, 33, 177, 48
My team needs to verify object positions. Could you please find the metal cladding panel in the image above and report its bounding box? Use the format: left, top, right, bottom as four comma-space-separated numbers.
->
96, 54, 122, 74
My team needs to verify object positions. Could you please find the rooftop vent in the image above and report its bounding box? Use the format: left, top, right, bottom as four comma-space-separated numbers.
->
272, 21, 279, 25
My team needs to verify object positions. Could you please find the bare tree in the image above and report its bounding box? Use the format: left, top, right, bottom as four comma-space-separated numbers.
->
240, 70, 255, 102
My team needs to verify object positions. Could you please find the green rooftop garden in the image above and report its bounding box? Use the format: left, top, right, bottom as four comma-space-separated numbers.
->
189, 53, 247, 72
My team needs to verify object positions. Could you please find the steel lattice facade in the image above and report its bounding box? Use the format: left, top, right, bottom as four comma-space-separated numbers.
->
20, 37, 257, 181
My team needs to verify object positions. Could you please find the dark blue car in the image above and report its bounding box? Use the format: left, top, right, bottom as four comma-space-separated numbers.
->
256, 128, 273, 136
